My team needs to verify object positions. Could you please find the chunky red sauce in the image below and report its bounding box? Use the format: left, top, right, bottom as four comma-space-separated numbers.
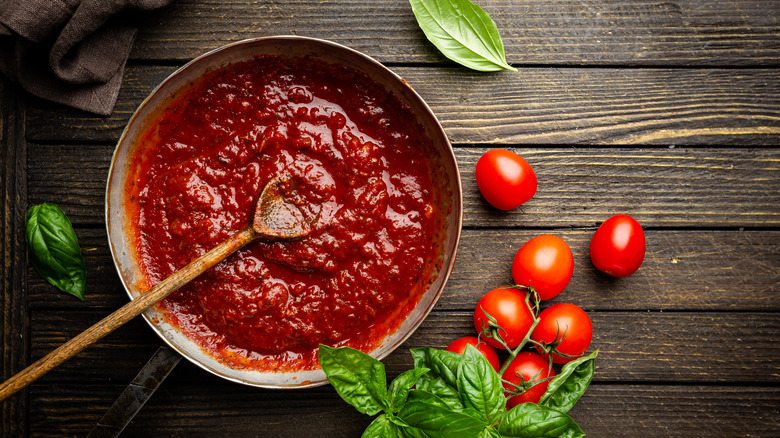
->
125, 56, 444, 371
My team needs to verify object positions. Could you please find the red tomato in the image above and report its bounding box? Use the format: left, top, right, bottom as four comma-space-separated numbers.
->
531, 303, 592, 364
511, 235, 573, 300
502, 351, 555, 407
445, 336, 500, 372
473, 288, 534, 350
475, 149, 537, 210
589, 214, 646, 277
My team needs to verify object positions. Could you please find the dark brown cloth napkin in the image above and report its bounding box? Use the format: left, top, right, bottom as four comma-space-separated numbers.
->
0, 0, 172, 116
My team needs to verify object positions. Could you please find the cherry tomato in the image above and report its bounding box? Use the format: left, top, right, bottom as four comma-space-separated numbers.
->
531, 303, 592, 364
511, 235, 573, 300
502, 351, 555, 407
473, 288, 534, 350
475, 149, 537, 210
589, 214, 646, 277
445, 336, 500, 372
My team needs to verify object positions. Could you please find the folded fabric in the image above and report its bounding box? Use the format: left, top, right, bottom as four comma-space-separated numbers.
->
0, 0, 172, 116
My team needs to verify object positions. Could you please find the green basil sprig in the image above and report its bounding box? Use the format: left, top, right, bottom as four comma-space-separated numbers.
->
408, 0, 517, 72
25, 203, 87, 300
319, 344, 594, 437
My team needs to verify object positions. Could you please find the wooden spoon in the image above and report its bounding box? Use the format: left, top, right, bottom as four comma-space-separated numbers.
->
0, 176, 312, 402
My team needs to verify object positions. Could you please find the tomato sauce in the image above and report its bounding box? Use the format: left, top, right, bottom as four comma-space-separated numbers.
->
125, 56, 445, 371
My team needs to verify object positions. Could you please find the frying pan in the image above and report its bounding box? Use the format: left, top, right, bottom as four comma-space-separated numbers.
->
105, 36, 463, 389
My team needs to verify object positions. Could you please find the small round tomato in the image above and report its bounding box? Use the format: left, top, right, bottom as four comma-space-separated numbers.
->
589, 214, 646, 277
475, 149, 537, 210
473, 288, 534, 350
446, 336, 500, 372
531, 303, 592, 364
502, 351, 555, 407
511, 235, 573, 300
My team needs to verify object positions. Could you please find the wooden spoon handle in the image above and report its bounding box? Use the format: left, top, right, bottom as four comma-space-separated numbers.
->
0, 227, 257, 402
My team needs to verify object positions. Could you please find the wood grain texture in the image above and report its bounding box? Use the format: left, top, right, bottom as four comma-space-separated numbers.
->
0, 79, 28, 437
27, 310, 780, 384
25, 66, 780, 145
460, 148, 780, 227
26, 146, 780, 228
568, 385, 780, 437
26, 228, 780, 312
128, 0, 780, 66
27, 383, 780, 437
445, 228, 780, 311
11, 1, 780, 433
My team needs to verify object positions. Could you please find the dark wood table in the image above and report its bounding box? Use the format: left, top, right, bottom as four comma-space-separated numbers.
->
2, 1, 779, 436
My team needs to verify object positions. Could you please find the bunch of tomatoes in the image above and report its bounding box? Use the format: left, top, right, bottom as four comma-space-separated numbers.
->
446, 149, 646, 408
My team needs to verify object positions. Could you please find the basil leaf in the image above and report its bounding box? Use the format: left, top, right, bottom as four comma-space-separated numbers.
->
406, 388, 455, 409
539, 350, 598, 413
415, 374, 463, 411
363, 414, 404, 438
389, 367, 430, 411
410, 347, 461, 387
398, 396, 488, 438
406, 388, 484, 422
498, 403, 584, 438
408, 0, 517, 72
319, 345, 389, 416
457, 344, 505, 425
25, 203, 87, 300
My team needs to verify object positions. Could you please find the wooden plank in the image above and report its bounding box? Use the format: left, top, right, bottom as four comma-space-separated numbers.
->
0, 79, 29, 436
27, 146, 780, 228
28, 310, 780, 384
28, 311, 161, 386
27, 383, 780, 437
459, 148, 780, 227
569, 385, 780, 437
445, 228, 780, 311
27, 228, 780, 312
26, 144, 112, 225
128, 0, 780, 66
25, 66, 780, 145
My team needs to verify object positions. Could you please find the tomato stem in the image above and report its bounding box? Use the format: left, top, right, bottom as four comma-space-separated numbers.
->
477, 305, 511, 349
534, 321, 580, 361
497, 287, 541, 376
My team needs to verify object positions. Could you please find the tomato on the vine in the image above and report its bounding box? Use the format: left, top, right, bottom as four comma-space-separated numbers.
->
511, 235, 573, 300
531, 303, 593, 364
445, 336, 500, 372
473, 288, 534, 350
502, 351, 555, 407
475, 149, 537, 210
589, 214, 645, 277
